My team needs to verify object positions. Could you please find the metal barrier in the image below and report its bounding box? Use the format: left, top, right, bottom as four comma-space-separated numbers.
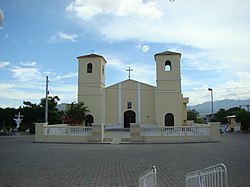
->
139, 166, 157, 187
185, 163, 228, 187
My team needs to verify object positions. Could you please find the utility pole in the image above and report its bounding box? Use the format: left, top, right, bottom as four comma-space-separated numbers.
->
208, 88, 214, 118
45, 76, 49, 123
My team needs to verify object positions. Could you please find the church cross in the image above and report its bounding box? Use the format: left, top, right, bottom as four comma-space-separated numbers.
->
126, 67, 133, 79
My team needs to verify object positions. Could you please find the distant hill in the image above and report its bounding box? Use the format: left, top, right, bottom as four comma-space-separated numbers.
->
56, 103, 68, 111
189, 99, 250, 116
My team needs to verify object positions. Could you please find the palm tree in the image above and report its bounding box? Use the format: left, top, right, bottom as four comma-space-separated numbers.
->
64, 101, 90, 125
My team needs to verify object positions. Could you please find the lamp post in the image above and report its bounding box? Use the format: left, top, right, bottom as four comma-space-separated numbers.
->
208, 88, 214, 118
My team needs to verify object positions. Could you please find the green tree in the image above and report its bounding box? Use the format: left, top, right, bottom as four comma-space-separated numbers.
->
214, 109, 227, 123
64, 101, 90, 125
21, 101, 44, 133
22, 96, 63, 131
0, 107, 17, 131
187, 109, 204, 123
187, 109, 199, 121
40, 96, 63, 124
235, 109, 250, 131
213, 107, 241, 123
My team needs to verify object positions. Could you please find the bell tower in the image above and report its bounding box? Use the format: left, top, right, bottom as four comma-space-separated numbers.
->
77, 54, 106, 124
154, 51, 183, 126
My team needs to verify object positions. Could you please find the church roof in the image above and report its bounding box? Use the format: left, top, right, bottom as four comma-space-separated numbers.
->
106, 79, 155, 89
154, 51, 181, 56
77, 54, 107, 62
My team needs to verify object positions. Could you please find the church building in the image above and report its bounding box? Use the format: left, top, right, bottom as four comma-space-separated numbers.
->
77, 51, 189, 127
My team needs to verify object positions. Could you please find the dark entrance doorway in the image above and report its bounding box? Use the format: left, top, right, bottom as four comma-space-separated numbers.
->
85, 114, 94, 126
124, 110, 136, 128
165, 113, 174, 126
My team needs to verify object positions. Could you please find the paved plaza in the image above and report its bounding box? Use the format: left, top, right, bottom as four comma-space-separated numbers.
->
0, 133, 250, 187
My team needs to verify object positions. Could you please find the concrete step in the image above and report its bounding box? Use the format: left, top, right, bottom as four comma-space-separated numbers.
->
111, 138, 121, 144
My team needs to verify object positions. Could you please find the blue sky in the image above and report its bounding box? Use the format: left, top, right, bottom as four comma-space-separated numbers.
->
0, 0, 250, 108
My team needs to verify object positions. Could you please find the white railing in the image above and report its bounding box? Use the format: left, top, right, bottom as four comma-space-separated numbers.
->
44, 125, 92, 136
140, 124, 157, 128
139, 166, 157, 187
140, 126, 210, 136
185, 163, 228, 187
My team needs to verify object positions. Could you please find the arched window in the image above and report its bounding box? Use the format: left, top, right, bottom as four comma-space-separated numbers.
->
165, 113, 174, 126
87, 63, 92, 73
85, 114, 94, 126
165, 60, 172, 71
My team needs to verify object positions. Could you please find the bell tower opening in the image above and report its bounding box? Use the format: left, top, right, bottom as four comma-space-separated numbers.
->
87, 63, 92, 73
165, 60, 172, 71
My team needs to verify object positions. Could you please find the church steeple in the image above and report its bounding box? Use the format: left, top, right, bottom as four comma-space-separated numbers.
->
77, 54, 106, 86
154, 51, 183, 126
154, 51, 181, 92
77, 53, 107, 124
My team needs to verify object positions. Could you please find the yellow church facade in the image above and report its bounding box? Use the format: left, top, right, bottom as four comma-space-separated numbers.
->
77, 51, 189, 127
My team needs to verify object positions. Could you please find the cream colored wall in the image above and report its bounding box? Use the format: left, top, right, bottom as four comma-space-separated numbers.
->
105, 84, 119, 124
121, 80, 138, 123
78, 93, 104, 123
78, 56, 106, 84
155, 92, 183, 126
155, 54, 181, 91
141, 83, 155, 124
229, 118, 236, 129
105, 80, 155, 126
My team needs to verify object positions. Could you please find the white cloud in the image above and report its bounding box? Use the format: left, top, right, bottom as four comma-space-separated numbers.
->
0, 88, 44, 101
0, 83, 15, 89
67, 0, 250, 73
20, 61, 37, 67
0, 61, 10, 68
105, 54, 155, 86
141, 45, 150, 53
54, 72, 78, 80
11, 66, 43, 82
185, 72, 250, 105
136, 44, 150, 53
49, 31, 78, 43
66, 0, 162, 20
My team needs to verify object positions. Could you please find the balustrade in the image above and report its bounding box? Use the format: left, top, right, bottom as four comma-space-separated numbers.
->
44, 125, 92, 136
140, 126, 209, 137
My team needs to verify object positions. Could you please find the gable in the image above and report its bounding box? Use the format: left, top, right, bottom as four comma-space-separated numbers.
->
105, 79, 155, 90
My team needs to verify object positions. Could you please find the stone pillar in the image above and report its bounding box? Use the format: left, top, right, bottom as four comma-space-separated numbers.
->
90, 123, 104, 142
35, 123, 47, 142
130, 123, 144, 142
186, 120, 194, 126
208, 122, 221, 142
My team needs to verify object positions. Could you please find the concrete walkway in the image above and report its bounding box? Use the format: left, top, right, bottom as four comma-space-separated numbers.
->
104, 129, 130, 144
0, 133, 250, 186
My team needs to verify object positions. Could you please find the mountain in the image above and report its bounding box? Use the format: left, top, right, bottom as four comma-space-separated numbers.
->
56, 103, 68, 111
189, 99, 250, 116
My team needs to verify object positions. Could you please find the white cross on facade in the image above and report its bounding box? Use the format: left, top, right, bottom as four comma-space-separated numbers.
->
126, 67, 133, 79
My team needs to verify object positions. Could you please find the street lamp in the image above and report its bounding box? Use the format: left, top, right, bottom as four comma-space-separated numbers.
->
208, 88, 214, 118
